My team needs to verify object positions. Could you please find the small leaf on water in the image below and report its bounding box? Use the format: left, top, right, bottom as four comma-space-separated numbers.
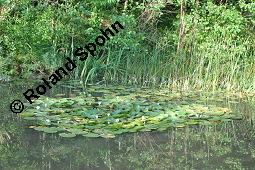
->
34, 127, 60, 133
82, 133, 100, 138
59, 133, 76, 138
101, 133, 115, 139
23, 117, 37, 120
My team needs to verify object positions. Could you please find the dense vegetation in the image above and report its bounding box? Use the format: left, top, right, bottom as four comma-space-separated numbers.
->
0, 0, 254, 91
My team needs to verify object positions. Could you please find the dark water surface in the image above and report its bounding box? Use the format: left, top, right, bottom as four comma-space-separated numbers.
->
0, 82, 255, 170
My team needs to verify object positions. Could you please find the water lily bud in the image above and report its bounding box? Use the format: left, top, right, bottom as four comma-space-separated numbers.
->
141, 116, 145, 121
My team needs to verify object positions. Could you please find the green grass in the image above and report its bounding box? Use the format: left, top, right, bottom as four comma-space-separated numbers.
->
74, 36, 255, 93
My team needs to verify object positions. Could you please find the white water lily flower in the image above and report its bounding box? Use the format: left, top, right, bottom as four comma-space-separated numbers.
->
107, 113, 110, 116
36, 106, 40, 110
115, 119, 119, 123
141, 116, 145, 121
45, 119, 50, 123
95, 115, 99, 119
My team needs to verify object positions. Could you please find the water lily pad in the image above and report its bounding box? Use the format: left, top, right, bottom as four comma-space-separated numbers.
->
20, 112, 35, 117
23, 117, 38, 121
21, 86, 244, 138
34, 127, 61, 133
67, 128, 88, 135
101, 133, 115, 139
59, 133, 76, 138
82, 133, 100, 138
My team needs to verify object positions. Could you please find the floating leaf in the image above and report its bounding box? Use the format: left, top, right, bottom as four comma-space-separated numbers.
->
23, 117, 38, 120
20, 86, 244, 138
59, 133, 76, 138
34, 127, 61, 133
82, 133, 100, 138
101, 133, 115, 139
20, 112, 35, 117
67, 128, 87, 135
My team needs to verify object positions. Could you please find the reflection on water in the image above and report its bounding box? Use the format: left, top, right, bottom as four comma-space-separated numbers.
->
0, 82, 254, 170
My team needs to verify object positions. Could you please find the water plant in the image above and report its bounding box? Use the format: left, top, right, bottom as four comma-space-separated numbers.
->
20, 85, 243, 138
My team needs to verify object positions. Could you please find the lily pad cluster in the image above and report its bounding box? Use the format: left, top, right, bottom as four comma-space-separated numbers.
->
20, 86, 243, 138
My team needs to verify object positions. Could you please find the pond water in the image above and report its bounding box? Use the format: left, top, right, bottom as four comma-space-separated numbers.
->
0, 81, 255, 170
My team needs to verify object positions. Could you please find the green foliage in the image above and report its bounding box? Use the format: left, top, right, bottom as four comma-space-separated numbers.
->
0, 0, 254, 91
20, 85, 246, 138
